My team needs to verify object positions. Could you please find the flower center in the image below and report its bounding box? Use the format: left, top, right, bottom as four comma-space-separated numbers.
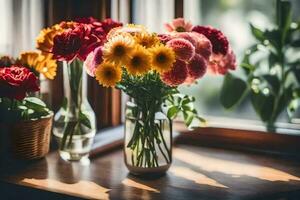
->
104, 69, 113, 78
175, 26, 186, 32
156, 53, 167, 64
114, 45, 125, 56
131, 56, 142, 67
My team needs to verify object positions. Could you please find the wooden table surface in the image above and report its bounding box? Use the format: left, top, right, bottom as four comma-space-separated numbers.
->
1, 144, 300, 200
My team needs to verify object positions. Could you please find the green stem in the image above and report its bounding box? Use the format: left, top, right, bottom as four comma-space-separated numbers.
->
156, 123, 171, 163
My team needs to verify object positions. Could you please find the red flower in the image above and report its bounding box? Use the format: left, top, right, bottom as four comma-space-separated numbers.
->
75, 17, 98, 24
161, 59, 188, 86
75, 17, 106, 40
192, 26, 229, 55
0, 66, 39, 100
52, 24, 101, 61
186, 54, 207, 82
101, 18, 123, 34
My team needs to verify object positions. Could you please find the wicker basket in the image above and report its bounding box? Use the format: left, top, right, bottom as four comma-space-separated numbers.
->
10, 113, 53, 160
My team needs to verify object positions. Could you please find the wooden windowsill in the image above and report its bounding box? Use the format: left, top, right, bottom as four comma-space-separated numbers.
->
1, 119, 300, 199
89, 118, 300, 159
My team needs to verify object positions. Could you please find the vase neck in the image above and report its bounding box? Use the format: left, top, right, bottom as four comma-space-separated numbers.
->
63, 59, 87, 109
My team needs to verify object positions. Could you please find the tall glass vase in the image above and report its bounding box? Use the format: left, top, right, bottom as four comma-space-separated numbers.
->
53, 59, 96, 162
124, 100, 172, 176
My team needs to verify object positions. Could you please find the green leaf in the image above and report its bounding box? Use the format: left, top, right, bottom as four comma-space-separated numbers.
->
250, 24, 265, 42
287, 98, 300, 118
262, 74, 280, 94
62, 97, 68, 110
24, 97, 46, 109
291, 66, 300, 83
268, 52, 278, 69
183, 112, 194, 127
250, 90, 275, 122
276, 0, 292, 43
293, 88, 300, 98
167, 106, 179, 119
79, 111, 92, 129
220, 73, 248, 109
264, 30, 281, 50
290, 39, 300, 47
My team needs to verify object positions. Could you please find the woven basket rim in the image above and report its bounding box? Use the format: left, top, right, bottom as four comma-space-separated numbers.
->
21, 111, 54, 122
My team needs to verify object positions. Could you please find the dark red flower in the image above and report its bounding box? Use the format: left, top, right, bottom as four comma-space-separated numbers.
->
52, 24, 101, 61
75, 17, 106, 39
161, 59, 188, 86
186, 54, 207, 80
192, 26, 229, 55
101, 18, 122, 34
75, 17, 98, 24
0, 66, 39, 100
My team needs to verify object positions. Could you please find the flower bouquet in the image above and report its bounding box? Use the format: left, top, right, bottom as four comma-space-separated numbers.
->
36, 18, 122, 161
84, 18, 236, 175
0, 55, 53, 160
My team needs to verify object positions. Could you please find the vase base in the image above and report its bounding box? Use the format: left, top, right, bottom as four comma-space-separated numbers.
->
126, 163, 171, 178
59, 151, 90, 165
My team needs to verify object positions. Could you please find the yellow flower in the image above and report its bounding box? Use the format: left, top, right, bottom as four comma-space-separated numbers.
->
37, 53, 57, 80
36, 24, 63, 53
103, 34, 135, 67
125, 45, 151, 76
134, 33, 160, 48
19, 51, 57, 80
149, 45, 176, 73
95, 62, 122, 87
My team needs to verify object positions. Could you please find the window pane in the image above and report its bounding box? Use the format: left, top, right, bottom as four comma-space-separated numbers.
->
181, 0, 300, 122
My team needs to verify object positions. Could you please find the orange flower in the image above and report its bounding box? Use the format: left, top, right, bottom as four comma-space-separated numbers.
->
18, 51, 57, 80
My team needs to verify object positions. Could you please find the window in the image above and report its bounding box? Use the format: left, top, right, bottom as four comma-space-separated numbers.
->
0, 0, 43, 56
130, 0, 300, 124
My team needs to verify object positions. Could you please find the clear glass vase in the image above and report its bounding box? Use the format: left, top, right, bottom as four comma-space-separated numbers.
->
124, 101, 172, 176
53, 59, 96, 162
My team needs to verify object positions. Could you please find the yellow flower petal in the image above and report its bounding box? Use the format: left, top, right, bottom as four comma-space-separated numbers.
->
149, 45, 176, 73
95, 62, 122, 87
125, 45, 151, 76
103, 34, 135, 67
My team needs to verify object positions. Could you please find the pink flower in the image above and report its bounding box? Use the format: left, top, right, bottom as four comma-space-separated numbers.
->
186, 54, 207, 83
170, 32, 212, 61
84, 46, 103, 77
188, 32, 212, 60
165, 18, 193, 32
166, 38, 195, 62
192, 26, 229, 55
171, 32, 197, 46
158, 34, 172, 44
208, 48, 236, 75
161, 59, 188, 86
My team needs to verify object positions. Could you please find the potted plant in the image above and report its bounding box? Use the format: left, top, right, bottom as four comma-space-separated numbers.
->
85, 19, 236, 176
220, 0, 300, 131
0, 55, 53, 160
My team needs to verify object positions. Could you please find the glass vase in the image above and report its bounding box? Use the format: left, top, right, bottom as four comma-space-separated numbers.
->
124, 101, 172, 176
53, 59, 96, 162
